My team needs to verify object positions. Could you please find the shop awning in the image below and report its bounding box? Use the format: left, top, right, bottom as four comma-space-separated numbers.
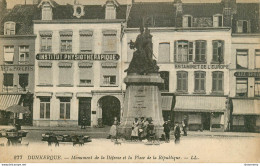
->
161, 96, 173, 111
174, 96, 226, 112
232, 99, 260, 115
0, 95, 21, 111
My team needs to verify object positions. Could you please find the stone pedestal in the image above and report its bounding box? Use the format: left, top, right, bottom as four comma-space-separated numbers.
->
118, 73, 164, 139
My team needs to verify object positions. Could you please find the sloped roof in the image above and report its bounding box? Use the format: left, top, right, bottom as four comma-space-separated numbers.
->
182, 3, 223, 17
127, 2, 176, 28
0, 5, 40, 35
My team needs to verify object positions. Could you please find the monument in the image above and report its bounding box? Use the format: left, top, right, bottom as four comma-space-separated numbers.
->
118, 25, 164, 139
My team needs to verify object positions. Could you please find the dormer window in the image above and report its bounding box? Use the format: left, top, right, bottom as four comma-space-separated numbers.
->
213, 14, 223, 27
42, 2, 52, 20
183, 15, 192, 28
237, 20, 250, 33
105, 1, 117, 19
4, 22, 15, 35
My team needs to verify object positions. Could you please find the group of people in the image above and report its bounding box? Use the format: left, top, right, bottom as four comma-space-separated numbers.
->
163, 118, 188, 144
131, 117, 155, 141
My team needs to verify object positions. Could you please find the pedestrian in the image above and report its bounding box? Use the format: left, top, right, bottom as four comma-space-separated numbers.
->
131, 118, 139, 141
174, 122, 181, 144
81, 116, 87, 129
107, 117, 119, 139
183, 116, 188, 136
163, 120, 171, 143
138, 117, 145, 141
146, 117, 155, 142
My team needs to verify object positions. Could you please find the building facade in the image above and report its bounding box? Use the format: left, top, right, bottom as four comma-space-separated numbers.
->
229, 3, 260, 132
33, 0, 127, 126
0, 4, 39, 125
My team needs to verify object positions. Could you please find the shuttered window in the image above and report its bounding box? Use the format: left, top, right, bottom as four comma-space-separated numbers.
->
255, 50, 260, 69
195, 40, 206, 62
194, 71, 206, 93
59, 63, 73, 86
177, 71, 188, 92
212, 71, 224, 93
18, 74, 29, 91
38, 66, 52, 85
237, 20, 250, 33
159, 71, 169, 92
212, 40, 224, 63
79, 30, 93, 53
4, 46, 14, 64
174, 41, 193, 62
79, 64, 93, 86
60, 31, 73, 52
40, 31, 52, 52
183, 15, 192, 27
3, 74, 13, 87
103, 30, 117, 53
158, 43, 170, 62
213, 14, 223, 27
4, 22, 15, 35
254, 78, 260, 97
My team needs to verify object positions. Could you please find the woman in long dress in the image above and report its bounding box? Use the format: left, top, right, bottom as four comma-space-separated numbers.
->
131, 118, 139, 141
107, 117, 119, 139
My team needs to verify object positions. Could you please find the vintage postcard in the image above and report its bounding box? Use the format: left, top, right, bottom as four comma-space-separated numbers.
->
0, 0, 259, 164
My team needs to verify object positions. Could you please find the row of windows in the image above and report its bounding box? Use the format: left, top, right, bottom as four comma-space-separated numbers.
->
2, 73, 29, 92
40, 97, 71, 120
3, 46, 29, 64
40, 30, 117, 53
160, 71, 224, 93
236, 49, 260, 69
38, 63, 118, 86
236, 78, 260, 97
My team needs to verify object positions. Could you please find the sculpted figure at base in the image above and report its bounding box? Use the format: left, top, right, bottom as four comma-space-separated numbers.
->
125, 25, 159, 75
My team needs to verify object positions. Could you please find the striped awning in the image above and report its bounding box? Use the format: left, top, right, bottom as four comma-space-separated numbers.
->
0, 95, 21, 111
161, 96, 173, 111
232, 99, 260, 115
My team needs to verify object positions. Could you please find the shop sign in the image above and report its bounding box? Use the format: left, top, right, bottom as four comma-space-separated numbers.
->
234, 72, 260, 77
175, 64, 229, 69
0, 65, 34, 72
36, 53, 120, 61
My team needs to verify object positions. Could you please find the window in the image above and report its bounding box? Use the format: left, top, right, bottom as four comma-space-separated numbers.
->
174, 40, 193, 62
79, 63, 93, 86
18, 74, 29, 91
40, 32, 52, 52
255, 78, 260, 97
159, 71, 169, 92
236, 49, 248, 69
212, 71, 224, 93
212, 40, 224, 63
177, 71, 188, 92
40, 97, 50, 119
236, 78, 248, 97
195, 40, 206, 62
60, 31, 73, 52
4, 22, 15, 35
103, 75, 116, 85
103, 30, 117, 53
59, 62, 73, 86
105, 4, 116, 19
79, 31, 93, 53
60, 98, 70, 120
158, 43, 170, 62
3, 74, 13, 87
19, 46, 29, 64
38, 63, 52, 85
42, 4, 52, 20
255, 49, 260, 69
237, 20, 250, 33
4, 46, 14, 64
213, 14, 223, 27
183, 15, 192, 27
194, 71, 206, 93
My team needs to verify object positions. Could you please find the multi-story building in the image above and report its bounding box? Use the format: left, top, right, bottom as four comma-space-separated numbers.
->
229, 3, 260, 132
33, 0, 127, 126
0, 3, 39, 125
123, 0, 235, 132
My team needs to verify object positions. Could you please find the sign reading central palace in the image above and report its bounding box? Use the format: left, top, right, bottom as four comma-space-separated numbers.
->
36, 53, 120, 61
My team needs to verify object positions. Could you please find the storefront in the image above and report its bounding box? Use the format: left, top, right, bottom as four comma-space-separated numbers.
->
231, 99, 260, 132
174, 95, 229, 132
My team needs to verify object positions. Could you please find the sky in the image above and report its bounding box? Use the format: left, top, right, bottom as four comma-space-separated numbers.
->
6, 0, 260, 9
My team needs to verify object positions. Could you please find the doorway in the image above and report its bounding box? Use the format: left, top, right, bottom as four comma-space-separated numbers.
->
78, 98, 91, 126
202, 113, 211, 130
99, 96, 120, 126
244, 115, 256, 132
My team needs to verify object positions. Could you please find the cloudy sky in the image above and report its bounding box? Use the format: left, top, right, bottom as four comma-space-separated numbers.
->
6, 0, 260, 9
